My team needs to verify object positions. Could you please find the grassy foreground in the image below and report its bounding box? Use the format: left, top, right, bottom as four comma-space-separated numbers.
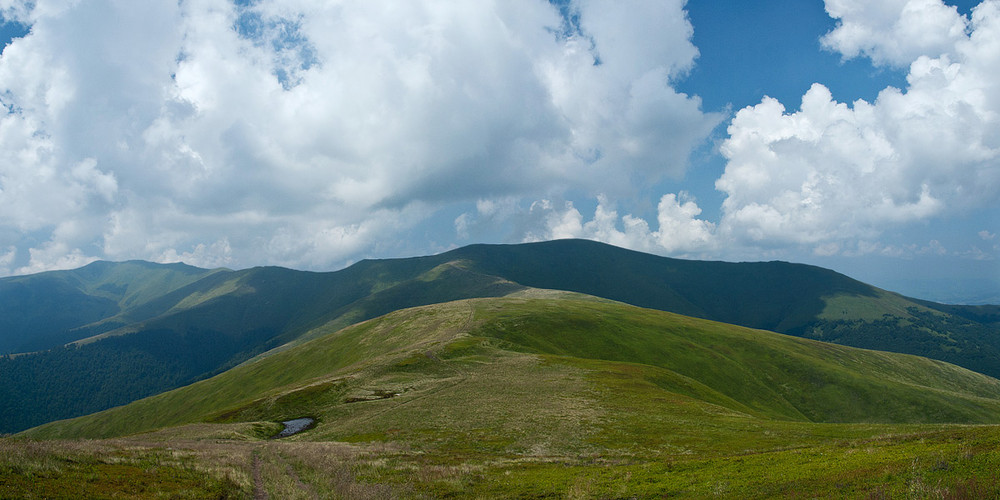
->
4, 424, 1000, 498
10, 292, 1000, 497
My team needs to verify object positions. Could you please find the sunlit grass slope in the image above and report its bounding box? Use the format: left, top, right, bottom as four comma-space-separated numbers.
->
25, 292, 1000, 448
440, 239, 1000, 378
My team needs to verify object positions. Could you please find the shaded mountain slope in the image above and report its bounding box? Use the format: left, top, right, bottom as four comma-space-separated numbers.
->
911, 298, 1000, 325
441, 239, 875, 333
25, 293, 1000, 446
0, 261, 221, 354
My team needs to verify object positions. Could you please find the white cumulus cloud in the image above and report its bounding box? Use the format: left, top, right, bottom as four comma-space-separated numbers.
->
716, 0, 1000, 253
514, 0, 1000, 267
522, 193, 717, 257
822, 0, 970, 67
0, 0, 717, 274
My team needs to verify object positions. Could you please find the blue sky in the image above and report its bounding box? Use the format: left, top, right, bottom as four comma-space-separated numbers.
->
0, 0, 997, 303
679, 0, 996, 302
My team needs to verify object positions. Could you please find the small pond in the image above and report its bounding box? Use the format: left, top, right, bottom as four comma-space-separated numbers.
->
276, 417, 315, 438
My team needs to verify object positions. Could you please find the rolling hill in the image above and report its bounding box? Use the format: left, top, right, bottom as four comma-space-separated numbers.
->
26, 292, 1000, 439
0, 260, 521, 432
2, 239, 998, 434
14, 292, 1000, 498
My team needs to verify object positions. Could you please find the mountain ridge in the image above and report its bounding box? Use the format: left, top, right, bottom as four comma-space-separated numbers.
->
2, 239, 998, 434
24, 292, 1000, 442
0, 260, 224, 354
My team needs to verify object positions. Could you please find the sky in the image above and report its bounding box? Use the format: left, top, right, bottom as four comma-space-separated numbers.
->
0, 0, 997, 304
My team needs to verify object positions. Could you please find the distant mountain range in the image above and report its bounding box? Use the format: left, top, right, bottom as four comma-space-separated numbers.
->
2, 239, 998, 434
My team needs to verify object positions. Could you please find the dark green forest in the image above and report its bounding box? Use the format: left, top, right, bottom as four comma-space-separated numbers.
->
0, 325, 283, 433
805, 308, 1000, 379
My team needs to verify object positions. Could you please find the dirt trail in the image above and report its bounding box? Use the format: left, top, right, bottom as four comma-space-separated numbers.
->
252, 451, 267, 500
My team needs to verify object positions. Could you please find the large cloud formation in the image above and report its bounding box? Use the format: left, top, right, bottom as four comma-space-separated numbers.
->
528, 0, 999, 261
0, 0, 716, 273
2, 0, 996, 276
717, 0, 999, 252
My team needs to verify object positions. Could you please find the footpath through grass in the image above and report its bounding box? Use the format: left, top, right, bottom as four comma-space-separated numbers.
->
4, 424, 1000, 498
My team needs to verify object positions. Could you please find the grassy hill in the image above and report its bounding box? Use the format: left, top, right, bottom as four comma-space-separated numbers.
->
14, 292, 1000, 498
3, 239, 998, 434
0, 260, 521, 433
26, 293, 1000, 440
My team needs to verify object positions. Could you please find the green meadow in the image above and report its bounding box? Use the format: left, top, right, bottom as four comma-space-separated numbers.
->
7, 291, 1000, 497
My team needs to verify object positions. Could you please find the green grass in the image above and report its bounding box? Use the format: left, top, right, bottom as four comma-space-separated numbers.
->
818, 288, 928, 322
0, 438, 242, 499
469, 296, 1000, 424
23, 299, 478, 439
26, 294, 1000, 440
454, 426, 1000, 498
6, 425, 1000, 498
16, 292, 1000, 497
